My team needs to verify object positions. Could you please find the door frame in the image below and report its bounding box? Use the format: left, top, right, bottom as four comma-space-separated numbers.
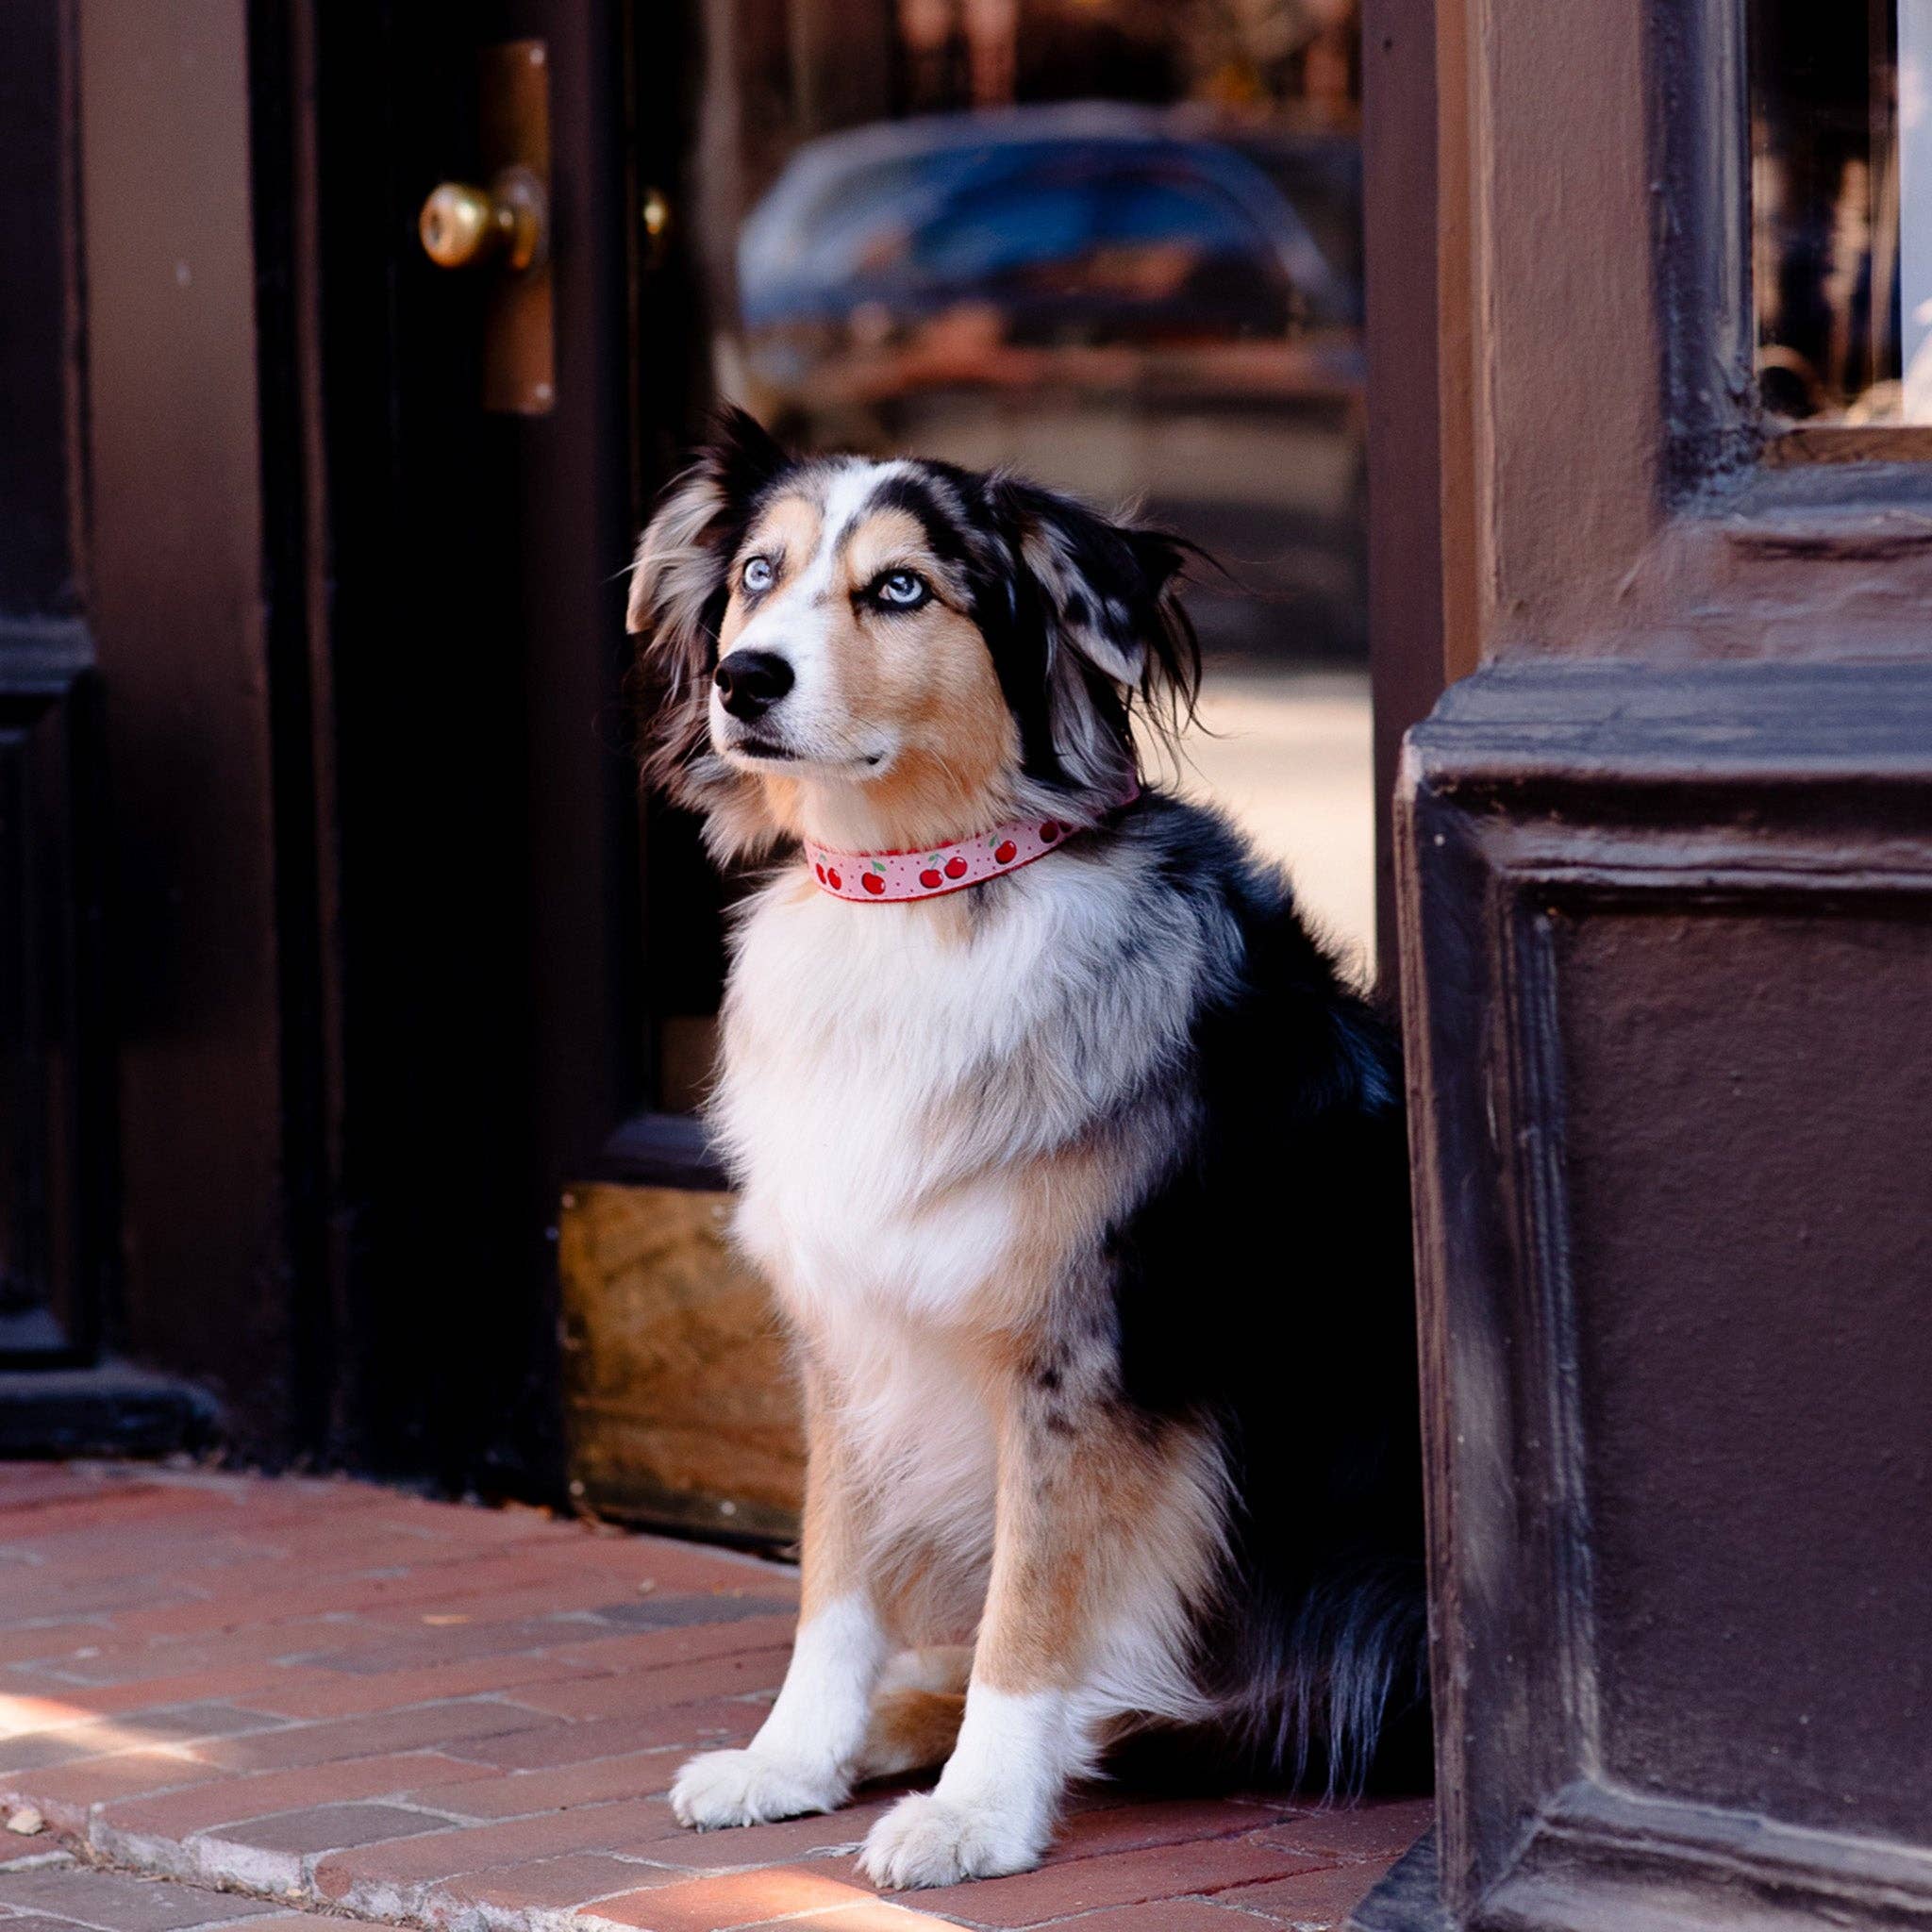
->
1362, 0, 1447, 997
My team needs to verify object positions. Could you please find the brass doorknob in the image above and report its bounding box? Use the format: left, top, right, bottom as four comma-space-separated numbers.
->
418, 167, 546, 272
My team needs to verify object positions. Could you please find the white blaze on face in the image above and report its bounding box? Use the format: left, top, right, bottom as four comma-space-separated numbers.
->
707, 458, 1017, 858
713, 460, 910, 761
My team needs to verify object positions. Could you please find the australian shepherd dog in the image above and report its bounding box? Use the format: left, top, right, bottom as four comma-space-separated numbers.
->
627, 410, 1427, 1889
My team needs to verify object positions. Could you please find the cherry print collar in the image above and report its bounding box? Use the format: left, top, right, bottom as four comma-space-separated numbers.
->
804, 785, 1139, 903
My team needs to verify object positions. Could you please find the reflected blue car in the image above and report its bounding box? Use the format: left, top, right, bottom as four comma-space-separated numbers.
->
739, 104, 1362, 392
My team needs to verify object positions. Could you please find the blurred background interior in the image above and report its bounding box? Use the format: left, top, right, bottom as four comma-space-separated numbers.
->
689, 0, 1374, 977
1752, 0, 1932, 426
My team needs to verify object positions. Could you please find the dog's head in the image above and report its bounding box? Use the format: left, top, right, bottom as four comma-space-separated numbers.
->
628, 409, 1199, 858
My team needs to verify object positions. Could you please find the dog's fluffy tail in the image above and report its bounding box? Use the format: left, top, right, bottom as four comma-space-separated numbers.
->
1224, 1559, 1430, 1797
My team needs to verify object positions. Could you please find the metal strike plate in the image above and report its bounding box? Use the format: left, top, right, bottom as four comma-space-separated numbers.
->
476, 38, 553, 415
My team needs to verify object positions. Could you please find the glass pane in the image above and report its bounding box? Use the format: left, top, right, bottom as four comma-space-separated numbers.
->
1750, 0, 1912, 423
691, 0, 1373, 975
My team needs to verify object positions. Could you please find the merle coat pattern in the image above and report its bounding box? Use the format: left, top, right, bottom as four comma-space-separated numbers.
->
627, 410, 1426, 1889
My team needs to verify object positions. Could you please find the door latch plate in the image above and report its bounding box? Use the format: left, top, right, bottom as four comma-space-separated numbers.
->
477, 39, 553, 415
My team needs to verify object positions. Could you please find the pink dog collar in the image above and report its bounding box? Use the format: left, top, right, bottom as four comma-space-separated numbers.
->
805, 788, 1137, 903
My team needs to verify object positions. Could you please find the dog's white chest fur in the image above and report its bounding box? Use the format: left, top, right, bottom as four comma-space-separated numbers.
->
715, 871, 1043, 1327
713, 848, 1192, 1335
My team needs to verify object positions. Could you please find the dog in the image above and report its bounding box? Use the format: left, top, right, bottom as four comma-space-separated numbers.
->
626, 409, 1427, 1889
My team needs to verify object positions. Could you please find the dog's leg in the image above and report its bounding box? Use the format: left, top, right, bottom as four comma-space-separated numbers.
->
856, 1645, 972, 1779
672, 1360, 887, 1828
859, 1374, 1214, 1888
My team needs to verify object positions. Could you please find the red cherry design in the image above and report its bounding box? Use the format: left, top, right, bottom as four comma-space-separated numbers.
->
826, 869, 841, 891
944, 857, 968, 879
862, 873, 886, 894
1039, 821, 1059, 841
994, 840, 1018, 865
920, 868, 943, 890
815, 863, 826, 883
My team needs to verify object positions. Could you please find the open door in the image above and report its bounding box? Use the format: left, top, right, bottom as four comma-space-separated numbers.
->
296, 4, 665, 1487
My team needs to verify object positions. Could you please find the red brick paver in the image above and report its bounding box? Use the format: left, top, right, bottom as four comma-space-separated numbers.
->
0, 1463, 1427, 1931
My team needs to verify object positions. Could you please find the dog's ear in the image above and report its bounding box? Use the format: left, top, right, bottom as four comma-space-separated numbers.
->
994, 479, 1194, 689
626, 407, 790, 637
985, 477, 1201, 796
628, 408, 791, 856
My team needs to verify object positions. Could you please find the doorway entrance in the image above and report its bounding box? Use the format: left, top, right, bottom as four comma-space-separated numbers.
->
554, 0, 1407, 1532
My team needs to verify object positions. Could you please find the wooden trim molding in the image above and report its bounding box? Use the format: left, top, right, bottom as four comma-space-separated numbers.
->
1380, 660, 1932, 1932
1362, 0, 1449, 990
76, 0, 293, 1442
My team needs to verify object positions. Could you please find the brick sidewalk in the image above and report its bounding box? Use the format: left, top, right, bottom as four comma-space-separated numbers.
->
0, 1465, 1427, 1932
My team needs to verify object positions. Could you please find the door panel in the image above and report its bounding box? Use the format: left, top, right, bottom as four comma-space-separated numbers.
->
1, 1, 109, 1378
296, 0, 724, 1487
0, 660, 104, 1365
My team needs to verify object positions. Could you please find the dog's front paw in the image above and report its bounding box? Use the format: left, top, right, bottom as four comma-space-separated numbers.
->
670, 1747, 847, 1830
859, 1790, 1045, 1889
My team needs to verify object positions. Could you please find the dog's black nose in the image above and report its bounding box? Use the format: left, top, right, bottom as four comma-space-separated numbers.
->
714, 650, 794, 721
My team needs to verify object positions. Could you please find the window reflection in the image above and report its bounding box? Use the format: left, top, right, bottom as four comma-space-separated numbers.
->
1750, 0, 1926, 424
696, 0, 1373, 970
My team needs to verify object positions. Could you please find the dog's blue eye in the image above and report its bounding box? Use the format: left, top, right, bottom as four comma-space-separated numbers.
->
874, 570, 929, 608
741, 555, 774, 593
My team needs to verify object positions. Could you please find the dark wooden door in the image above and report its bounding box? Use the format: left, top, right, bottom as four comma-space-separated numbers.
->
13, 0, 1441, 1510
1, 6, 171, 1439
0, 0, 105, 1371
288, 0, 693, 1489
